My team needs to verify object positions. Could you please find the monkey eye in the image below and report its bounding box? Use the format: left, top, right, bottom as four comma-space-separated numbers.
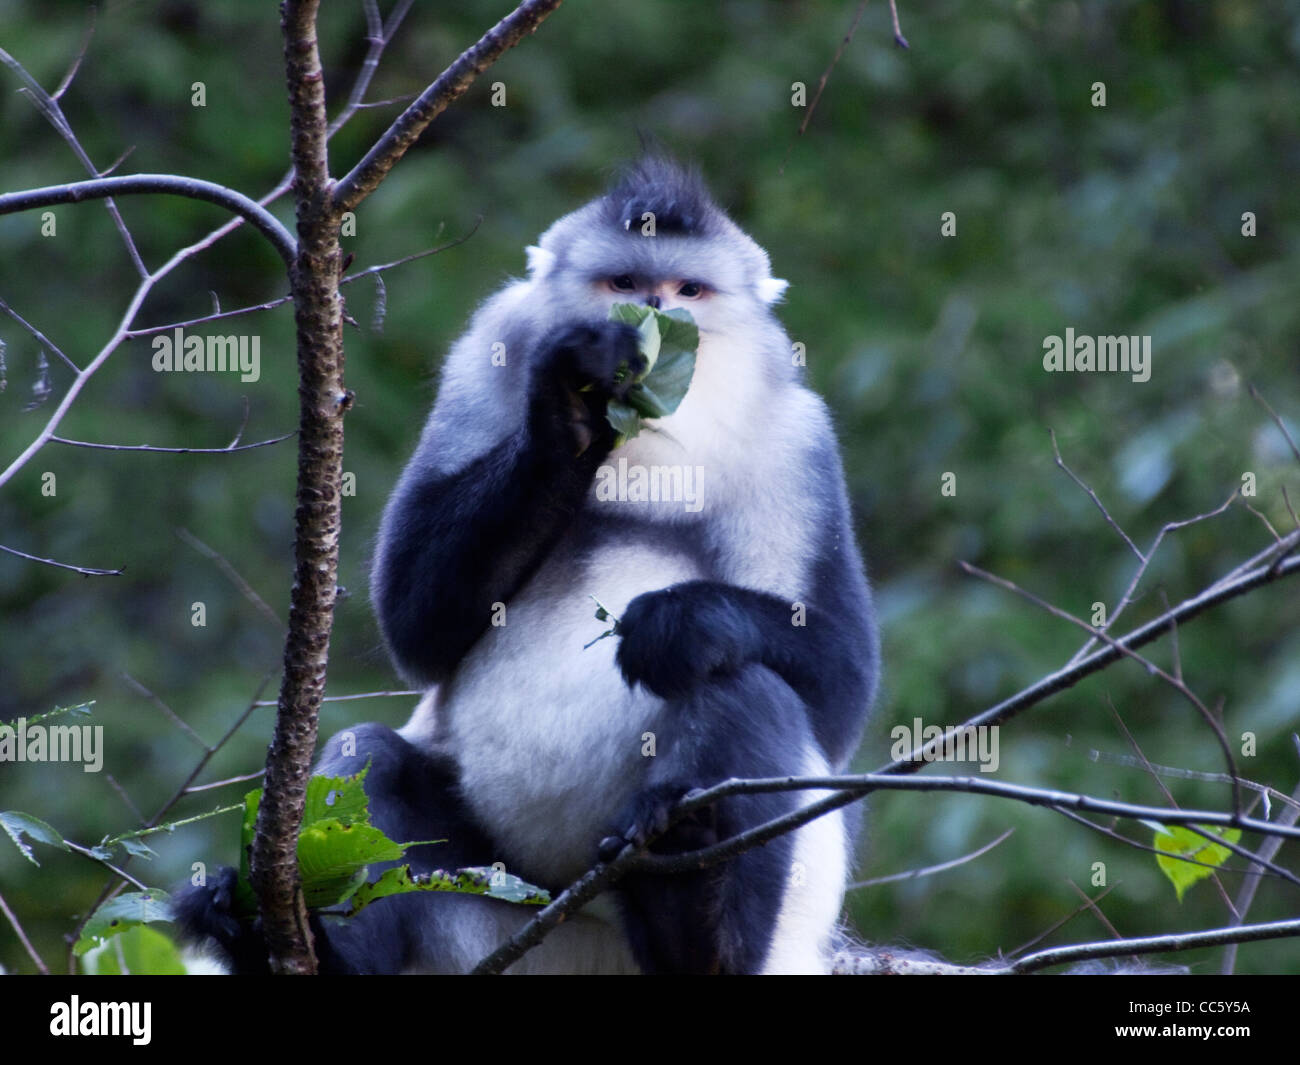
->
677, 281, 705, 299
609, 275, 637, 293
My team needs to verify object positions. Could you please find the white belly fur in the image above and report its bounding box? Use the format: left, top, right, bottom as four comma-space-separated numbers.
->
434, 542, 701, 885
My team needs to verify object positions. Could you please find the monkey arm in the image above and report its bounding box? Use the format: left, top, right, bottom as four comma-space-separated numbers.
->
617, 572, 875, 768
372, 322, 641, 686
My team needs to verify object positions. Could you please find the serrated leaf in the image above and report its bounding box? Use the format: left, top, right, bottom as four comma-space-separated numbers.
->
297, 818, 405, 909
1154, 823, 1240, 902
0, 810, 68, 865
75, 890, 171, 956
302, 769, 370, 829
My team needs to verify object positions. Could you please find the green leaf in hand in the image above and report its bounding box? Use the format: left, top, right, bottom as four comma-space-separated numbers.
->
605, 303, 698, 444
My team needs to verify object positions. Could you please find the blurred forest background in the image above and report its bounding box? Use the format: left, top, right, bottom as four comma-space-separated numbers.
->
1, 0, 1298, 974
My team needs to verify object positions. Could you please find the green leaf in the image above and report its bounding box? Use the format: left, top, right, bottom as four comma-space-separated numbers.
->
604, 303, 698, 443
119, 837, 157, 861
656, 307, 700, 356
75, 889, 172, 956
82, 924, 186, 975
1154, 823, 1241, 901
347, 865, 550, 916
605, 399, 643, 449
302, 769, 371, 829
0, 810, 68, 865
297, 818, 405, 909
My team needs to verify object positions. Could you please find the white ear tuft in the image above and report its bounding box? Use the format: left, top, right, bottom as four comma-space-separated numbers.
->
757, 277, 789, 305
525, 245, 556, 278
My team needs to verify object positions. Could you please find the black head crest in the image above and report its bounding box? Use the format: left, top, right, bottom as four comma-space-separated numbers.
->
601, 156, 717, 236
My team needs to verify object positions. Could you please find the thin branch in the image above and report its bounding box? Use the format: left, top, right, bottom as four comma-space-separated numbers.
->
63, 841, 149, 891
1222, 777, 1300, 973
849, 829, 1014, 889
0, 542, 122, 576
0, 42, 148, 276
475, 544, 1300, 970
1050, 805, 1267, 886
889, 0, 909, 48
1009, 882, 1122, 958
103, 773, 146, 825
184, 770, 265, 793
1249, 383, 1300, 465
475, 768, 1300, 973
328, 0, 417, 137
52, 7, 96, 100
125, 297, 294, 339
0, 890, 49, 974
119, 672, 207, 749
340, 216, 483, 283
1065, 879, 1122, 940
797, 1, 867, 138
959, 559, 1244, 812
1050, 428, 1142, 561
334, 0, 566, 213
1012, 917, 1300, 973
0, 174, 295, 266
1077, 744, 1299, 811
630, 773, 1300, 880
1106, 694, 1241, 912
49, 432, 294, 455
175, 527, 284, 630
0, 295, 78, 373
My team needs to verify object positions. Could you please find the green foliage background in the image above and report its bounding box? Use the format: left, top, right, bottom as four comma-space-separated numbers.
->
1, 0, 1297, 973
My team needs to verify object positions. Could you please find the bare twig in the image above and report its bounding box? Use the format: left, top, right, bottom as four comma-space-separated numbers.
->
959, 559, 1244, 812
1012, 917, 1300, 973
1009, 883, 1121, 957
0, 174, 295, 265
849, 829, 1013, 889
1076, 744, 1299, 812
184, 770, 265, 793
0, 542, 121, 576
333, 0, 566, 213
120, 672, 207, 748
1249, 384, 1300, 465
49, 432, 294, 455
0, 891, 49, 974
1050, 428, 1142, 561
1222, 777, 1300, 973
175, 527, 284, 631
0, 295, 77, 373
52, 7, 96, 100
0, 41, 148, 276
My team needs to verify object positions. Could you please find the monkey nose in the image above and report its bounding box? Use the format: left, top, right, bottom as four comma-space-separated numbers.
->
645, 295, 661, 309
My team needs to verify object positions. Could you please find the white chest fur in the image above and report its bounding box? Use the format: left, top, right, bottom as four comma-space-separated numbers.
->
436, 543, 702, 885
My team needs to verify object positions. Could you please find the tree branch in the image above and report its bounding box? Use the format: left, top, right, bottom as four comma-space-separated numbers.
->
332, 0, 565, 213
0, 175, 296, 266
